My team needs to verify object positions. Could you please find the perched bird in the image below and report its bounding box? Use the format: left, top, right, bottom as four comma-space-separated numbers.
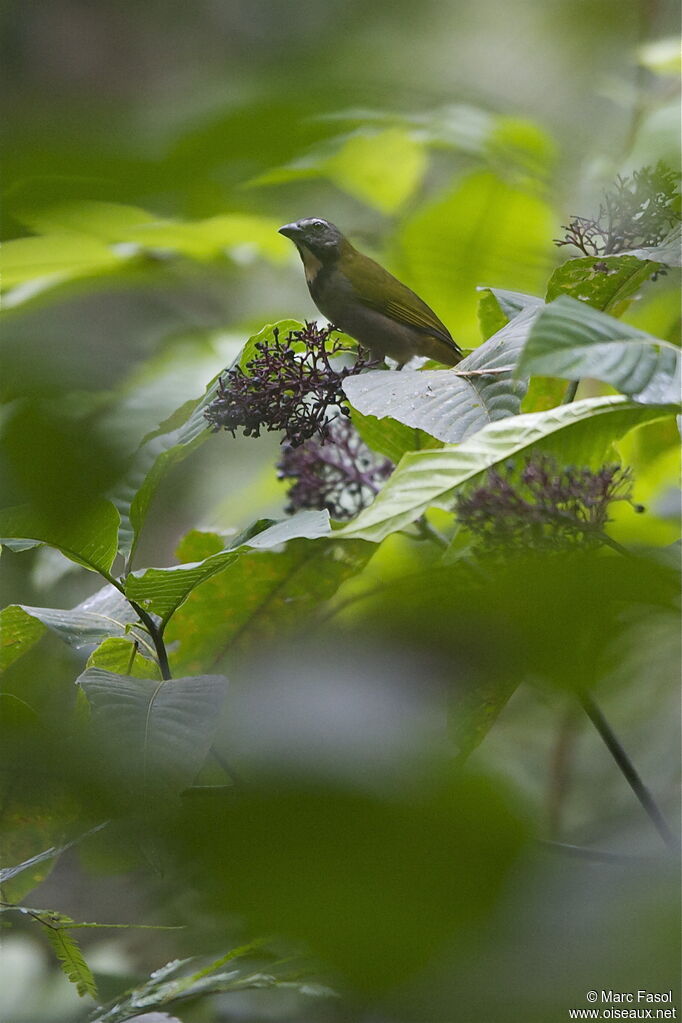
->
278, 218, 462, 367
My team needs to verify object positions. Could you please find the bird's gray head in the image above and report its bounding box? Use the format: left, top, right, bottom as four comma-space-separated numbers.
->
278, 217, 344, 260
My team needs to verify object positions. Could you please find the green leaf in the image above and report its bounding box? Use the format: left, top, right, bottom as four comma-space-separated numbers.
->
519, 296, 681, 404
350, 407, 441, 463
322, 128, 427, 213
237, 318, 305, 369
16, 202, 290, 263
337, 396, 679, 542
166, 535, 372, 674
251, 127, 426, 213
0, 499, 120, 574
43, 922, 98, 999
391, 171, 554, 345
124, 511, 331, 623
3, 585, 141, 665
86, 638, 162, 680
477, 290, 510, 340
0, 605, 46, 673
342, 307, 537, 443
546, 254, 657, 314
77, 668, 227, 796
0, 233, 126, 290
477, 286, 545, 320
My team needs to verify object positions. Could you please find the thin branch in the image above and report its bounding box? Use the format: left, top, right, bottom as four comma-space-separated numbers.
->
537, 840, 653, 865
579, 689, 677, 852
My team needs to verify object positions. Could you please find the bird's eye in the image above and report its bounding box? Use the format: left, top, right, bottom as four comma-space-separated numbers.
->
311, 220, 325, 231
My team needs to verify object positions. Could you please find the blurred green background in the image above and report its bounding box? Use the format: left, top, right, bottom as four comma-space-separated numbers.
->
0, 1, 680, 1021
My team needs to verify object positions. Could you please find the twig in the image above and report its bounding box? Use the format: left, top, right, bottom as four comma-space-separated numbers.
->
579, 689, 677, 852
537, 840, 652, 865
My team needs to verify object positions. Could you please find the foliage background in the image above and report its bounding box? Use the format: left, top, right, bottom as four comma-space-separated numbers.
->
0, 1, 680, 1021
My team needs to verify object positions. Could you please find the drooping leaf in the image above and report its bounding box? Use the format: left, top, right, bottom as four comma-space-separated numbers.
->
166, 534, 372, 674
343, 307, 537, 444
518, 296, 681, 404
43, 922, 98, 999
0, 499, 120, 574
124, 511, 331, 623
77, 668, 227, 796
2, 585, 142, 670
336, 396, 678, 542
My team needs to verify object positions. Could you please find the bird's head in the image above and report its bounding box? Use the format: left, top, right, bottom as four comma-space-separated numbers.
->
278, 217, 344, 262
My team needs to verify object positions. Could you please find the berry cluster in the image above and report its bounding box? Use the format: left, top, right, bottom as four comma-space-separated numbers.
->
205, 321, 378, 448
455, 456, 642, 553
277, 417, 393, 520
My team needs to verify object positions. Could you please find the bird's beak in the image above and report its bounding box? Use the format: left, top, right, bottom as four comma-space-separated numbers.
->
278, 222, 302, 239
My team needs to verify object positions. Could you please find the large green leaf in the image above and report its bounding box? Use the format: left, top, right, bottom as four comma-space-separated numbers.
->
0, 499, 120, 574
0, 233, 127, 291
546, 254, 657, 313
166, 533, 372, 674
124, 511, 332, 623
518, 296, 681, 404
337, 396, 679, 542
251, 127, 426, 213
77, 668, 227, 796
343, 307, 537, 444
7, 203, 289, 293
391, 171, 554, 345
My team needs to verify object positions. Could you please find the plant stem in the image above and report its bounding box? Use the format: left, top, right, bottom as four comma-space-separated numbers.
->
578, 688, 677, 852
104, 573, 172, 681
562, 379, 580, 403
130, 603, 172, 680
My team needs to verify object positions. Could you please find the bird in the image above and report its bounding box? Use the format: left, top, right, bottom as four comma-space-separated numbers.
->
278, 218, 462, 367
